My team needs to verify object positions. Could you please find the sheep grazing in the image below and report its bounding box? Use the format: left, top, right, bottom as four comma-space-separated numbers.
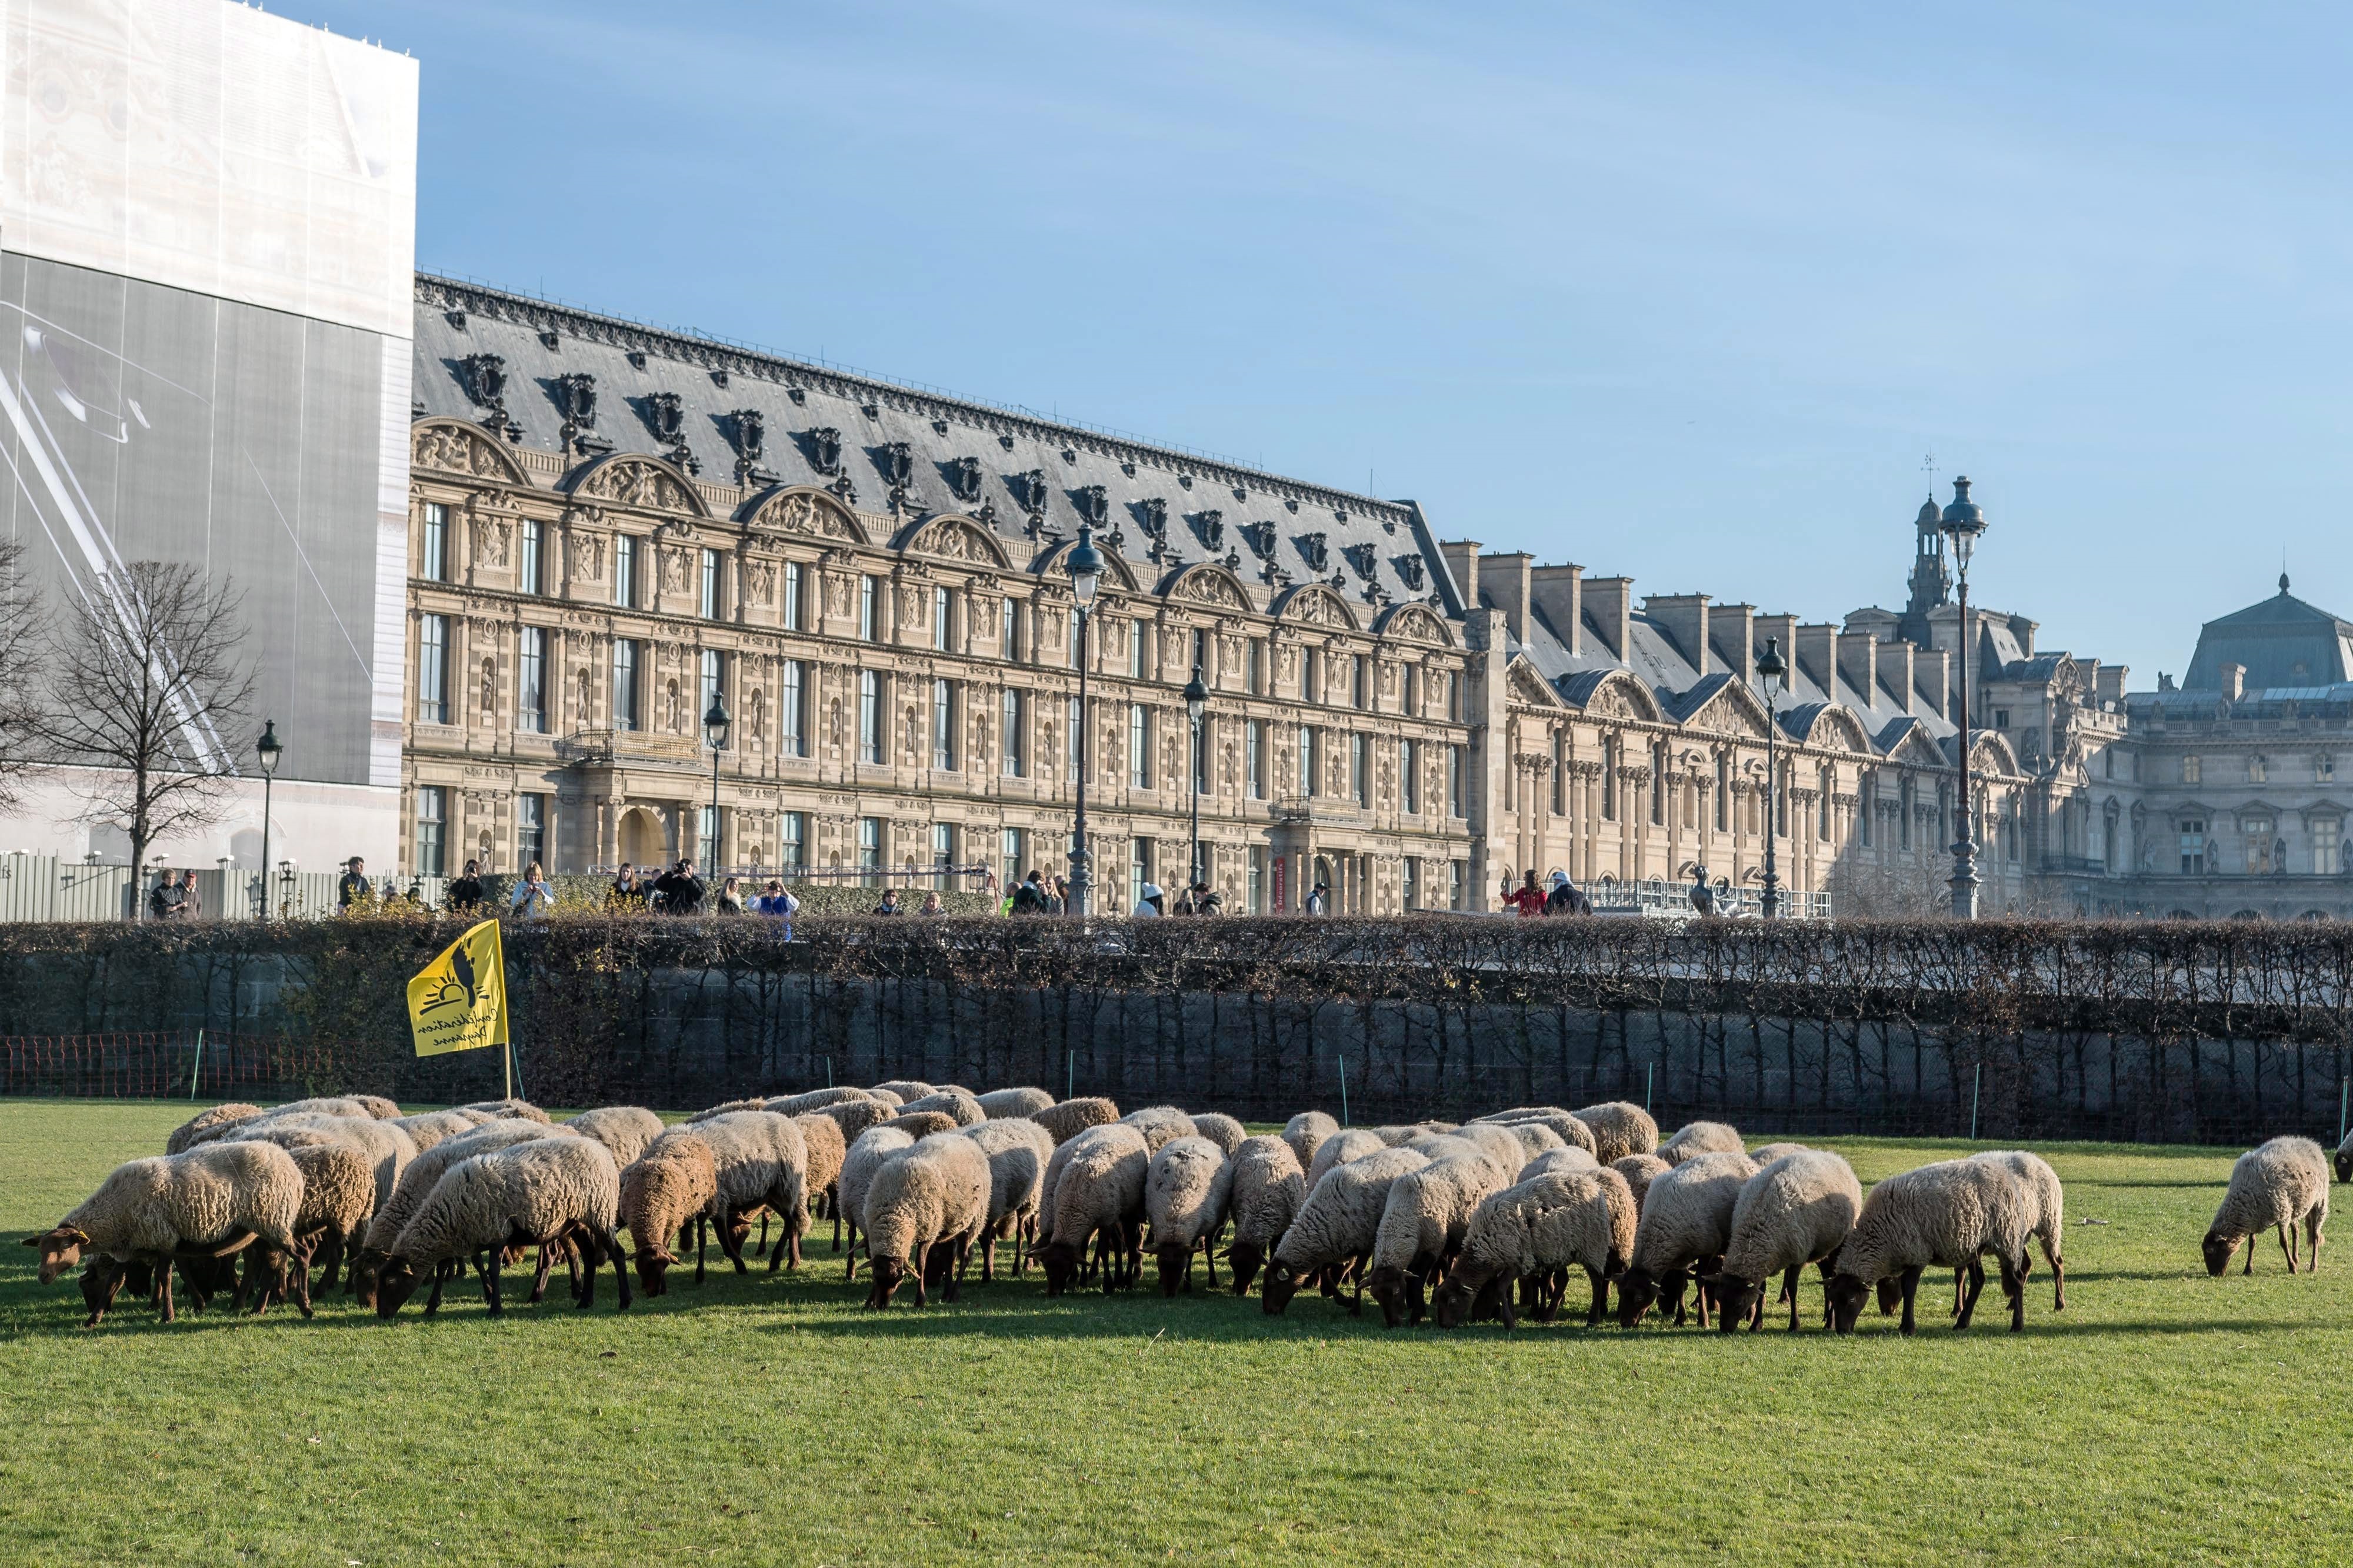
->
794, 1113, 849, 1252
862, 1133, 991, 1307
1826, 1158, 2036, 1334
619, 1127, 719, 1295
687, 1097, 771, 1123
1571, 1102, 1659, 1163
1611, 1153, 1672, 1213
1616, 1149, 1759, 1328
1434, 1167, 1638, 1329
1704, 1150, 1864, 1332
1189, 1112, 1247, 1156
226, 1114, 418, 1218
1521, 1147, 1599, 1180
871, 1079, 935, 1103
1455, 1123, 1531, 1182
1658, 1121, 1745, 1167
1745, 1141, 1807, 1166
1971, 1150, 2065, 1309
349, 1120, 571, 1307
962, 1117, 1055, 1279
284, 1142, 378, 1297
1146, 1136, 1235, 1296
563, 1107, 665, 1169
815, 1096, 898, 1143
1036, 1123, 1152, 1296
1028, 1096, 1119, 1146
459, 1099, 551, 1124
375, 1137, 631, 1316
391, 1107, 499, 1153
1367, 1125, 1427, 1148
1494, 1122, 1570, 1165
1473, 1105, 1571, 1124
165, 1103, 261, 1154
897, 1089, 986, 1127
886, 1110, 962, 1140
1474, 1107, 1598, 1157
1367, 1153, 1511, 1326
2338, 1130, 2353, 1185
26, 1140, 308, 1325
838, 1125, 918, 1279
1404, 1133, 1486, 1166
1282, 1110, 1339, 1177
1307, 1127, 1387, 1189
769, 1086, 876, 1116
976, 1086, 1055, 1119
1264, 1146, 1432, 1317
865, 1087, 905, 1110
1119, 1105, 1199, 1155
695, 1111, 810, 1273
2204, 1136, 2329, 1277
1224, 1136, 1308, 1296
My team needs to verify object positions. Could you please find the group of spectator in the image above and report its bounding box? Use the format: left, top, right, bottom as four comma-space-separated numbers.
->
1499, 868, 1595, 917
145, 869, 202, 920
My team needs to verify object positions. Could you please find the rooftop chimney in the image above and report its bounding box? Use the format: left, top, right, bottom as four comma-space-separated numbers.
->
1482, 551, 1534, 644
1880, 639, 1916, 715
1838, 633, 1879, 710
1584, 576, 1634, 661
2222, 662, 2246, 702
1711, 603, 1755, 684
1527, 563, 1584, 658
1643, 593, 1711, 675
1794, 622, 1840, 699
1917, 647, 1949, 719
1438, 541, 1482, 610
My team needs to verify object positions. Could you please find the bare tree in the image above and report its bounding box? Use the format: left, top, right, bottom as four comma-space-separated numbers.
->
45, 561, 255, 915
0, 541, 45, 812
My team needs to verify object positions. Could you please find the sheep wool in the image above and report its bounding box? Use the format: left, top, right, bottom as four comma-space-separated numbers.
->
390, 1108, 499, 1153
961, 1116, 1055, 1277
1827, 1158, 2037, 1334
1306, 1127, 1388, 1190
563, 1107, 666, 1168
1036, 1123, 1152, 1296
794, 1113, 849, 1207
1521, 1147, 1599, 1180
1224, 1135, 1308, 1296
226, 1114, 417, 1217
165, 1103, 262, 1154
975, 1086, 1056, 1119
838, 1125, 918, 1275
349, 1120, 571, 1305
1118, 1105, 1198, 1155
1611, 1153, 1672, 1213
1745, 1142, 1808, 1167
862, 1132, 991, 1307
886, 1110, 962, 1140
1474, 1107, 1598, 1157
459, 1099, 551, 1124
2205, 1136, 2328, 1277
1028, 1096, 1120, 1146
687, 1098, 771, 1123
379, 1136, 629, 1315
865, 1088, 906, 1110
1658, 1121, 1745, 1167
1439, 1166, 1638, 1329
1969, 1150, 2065, 1307
898, 1089, 986, 1127
871, 1080, 935, 1104
1404, 1133, 1487, 1167
1265, 1145, 1432, 1315
1367, 1153, 1511, 1326
1617, 1149, 1758, 1327
2338, 1129, 2353, 1185
1711, 1149, 1864, 1332
694, 1111, 811, 1272
1188, 1112, 1248, 1156
620, 1128, 719, 1295
286, 1142, 378, 1290
29, 1140, 305, 1290
768, 1086, 878, 1116
1146, 1136, 1235, 1295
817, 1097, 899, 1142
1571, 1102, 1660, 1163
1455, 1122, 1531, 1182
1282, 1110, 1339, 1177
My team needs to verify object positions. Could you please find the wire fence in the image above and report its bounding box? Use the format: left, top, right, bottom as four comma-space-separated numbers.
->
0, 1032, 365, 1102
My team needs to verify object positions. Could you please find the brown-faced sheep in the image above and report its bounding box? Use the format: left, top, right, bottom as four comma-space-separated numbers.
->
2205, 1136, 2328, 1277
1036, 1123, 1152, 1296
1029, 1096, 1119, 1146
1225, 1135, 1308, 1297
284, 1142, 378, 1297
1704, 1149, 1863, 1332
374, 1137, 631, 1316
1146, 1135, 1234, 1296
961, 1116, 1055, 1279
348, 1120, 568, 1307
1432, 1166, 1638, 1329
1264, 1146, 1432, 1317
794, 1112, 849, 1252
1826, 1158, 2037, 1334
619, 1127, 719, 1295
1615, 1149, 1758, 1327
1571, 1102, 1659, 1163
225, 1113, 418, 1218
837, 1125, 918, 1279
1367, 1153, 1512, 1326
695, 1111, 810, 1273
1970, 1150, 2065, 1309
862, 1133, 991, 1307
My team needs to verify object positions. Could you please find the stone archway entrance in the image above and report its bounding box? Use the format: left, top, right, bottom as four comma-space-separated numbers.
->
618, 806, 669, 868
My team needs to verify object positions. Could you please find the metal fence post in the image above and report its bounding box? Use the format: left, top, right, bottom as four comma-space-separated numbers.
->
1338, 1054, 1349, 1126
1067, 1049, 1075, 1103
2340, 1076, 2348, 1146
1645, 1060, 1654, 1114
189, 1029, 204, 1100
1969, 1062, 1982, 1142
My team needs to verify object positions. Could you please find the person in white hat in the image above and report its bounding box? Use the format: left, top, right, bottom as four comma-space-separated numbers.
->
1132, 882, 1165, 919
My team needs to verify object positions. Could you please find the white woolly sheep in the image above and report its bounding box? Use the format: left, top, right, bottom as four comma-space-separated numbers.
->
349, 1120, 572, 1307
794, 1112, 849, 1253
838, 1125, 918, 1279
1970, 1150, 2065, 1309
1472, 1105, 1571, 1124
2205, 1136, 2328, 1277
886, 1110, 962, 1140
459, 1099, 550, 1124
1028, 1096, 1119, 1145
1704, 1149, 1864, 1332
1146, 1135, 1235, 1296
1403, 1133, 1487, 1167
1264, 1145, 1432, 1316
694, 1111, 810, 1273
862, 1132, 991, 1307
1455, 1123, 1530, 1182
865, 1087, 905, 1110
27, 1140, 307, 1325
1571, 1102, 1659, 1163
1611, 1153, 1672, 1213
284, 1142, 378, 1298
1616, 1149, 1758, 1327
1224, 1135, 1308, 1296
620, 1127, 720, 1295
1282, 1110, 1339, 1176
687, 1097, 771, 1123
1367, 1153, 1511, 1326
1189, 1112, 1247, 1156
899, 1089, 987, 1127
769, 1087, 878, 1115
391, 1108, 499, 1153
961, 1116, 1055, 1279
815, 1096, 898, 1143
1306, 1127, 1387, 1190
1036, 1123, 1152, 1296
871, 1079, 935, 1103
1479, 1109, 1596, 1156
1119, 1105, 1198, 1155
1658, 1121, 1745, 1167
563, 1107, 665, 1168
976, 1086, 1056, 1119
226, 1113, 418, 1217
165, 1103, 261, 1154
1826, 1158, 2037, 1334
1745, 1141, 1808, 1166
375, 1136, 631, 1316
1521, 1147, 1599, 1180
1494, 1122, 1571, 1164
1434, 1166, 1638, 1329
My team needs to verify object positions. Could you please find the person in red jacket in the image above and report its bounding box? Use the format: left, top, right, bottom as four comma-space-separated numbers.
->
1504, 869, 1548, 918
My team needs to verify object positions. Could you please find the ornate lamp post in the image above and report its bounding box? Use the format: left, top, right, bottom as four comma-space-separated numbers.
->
702, 690, 731, 875
1754, 638, 1788, 918
1941, 476, 1988, 919
1065, 526, 1104, 918
254, 720, 283, 919
1183, 664, 1208, 895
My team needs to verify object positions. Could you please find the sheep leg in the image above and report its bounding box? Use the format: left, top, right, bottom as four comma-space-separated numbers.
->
1954, 1259, 1987, 1331
156, 1262, 176, 1325
2001, 1253, 2025, 1332
832, 1203, 842, 1254
1102, 1223, 1124, 1296
788, 1219, 804, 1272
1585, 1266, 1609, 1327
981, 1230, 996, 1284
528, 1237, 557, 1305
604, 1224, 633, 1310
714, 1209, 751, 1274
944, 1239, 966, 1304
2305, 1210, 2323, 1275
757, 1212, 769, 1259
1201, 1234, 1218, 1290
1897, 1264, 1923, 1335
1691, 1273, 1709, 1330
478, 1251, 504, 1317
2245, 1232, 2255, 1275
1784, 1266, 1802, 1332
1496, 1275, 1520, 1331
2278, 1223, 2298, 1273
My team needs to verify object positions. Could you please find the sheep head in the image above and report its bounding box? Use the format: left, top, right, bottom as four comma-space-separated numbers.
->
23, 1225, 91, 1285
1365, 1265, 1412, 1327
348, 1249, 388, 1309
1258, 1259, 1305, 1316
1825, 1272, 1871, 1334
1613, 1265, 1662, 1327
1224, 1240, 1264, 1296
865, 1255, 911, 1308
634, 1244, 676, 1297
374, 1257, 424, 1317
2337, 1147, 2352, 1183
1034, 1240, 1084, 1297
1429, 1272, 1481, 1330
1153, 1245, 1195, 1297
2201, 1228, 2242, 1277
1705, 1272, 1764, 1332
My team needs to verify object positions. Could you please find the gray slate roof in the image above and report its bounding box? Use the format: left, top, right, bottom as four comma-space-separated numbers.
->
2181, 578, 2353, 691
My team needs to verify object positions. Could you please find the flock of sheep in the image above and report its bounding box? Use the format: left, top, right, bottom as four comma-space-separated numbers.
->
19, 1082, 2341, 1333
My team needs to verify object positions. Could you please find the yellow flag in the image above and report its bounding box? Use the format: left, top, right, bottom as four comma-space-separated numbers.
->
407, 919, 508, 1057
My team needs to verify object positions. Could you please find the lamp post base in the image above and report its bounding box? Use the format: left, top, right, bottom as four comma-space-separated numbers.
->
1949, 842, 1980, 920
1068, 846, 1093, 920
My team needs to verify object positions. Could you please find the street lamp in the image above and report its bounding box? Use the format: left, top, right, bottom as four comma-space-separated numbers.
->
1940, 476, 1988, 919
703, 690, 732, 876
1065, 525, 1104, 918
1183, 663, 1209, 897
255, 720, 283, 920
1754, 638, 1788, 918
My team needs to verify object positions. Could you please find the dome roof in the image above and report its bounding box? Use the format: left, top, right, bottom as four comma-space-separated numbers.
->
2182, 579, 2353, 692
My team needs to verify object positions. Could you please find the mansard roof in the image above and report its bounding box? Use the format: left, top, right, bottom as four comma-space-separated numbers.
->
2182, 576, 2353, 691
411, 275, 1446, 617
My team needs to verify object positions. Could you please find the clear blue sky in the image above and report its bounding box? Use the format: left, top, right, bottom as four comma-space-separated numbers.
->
294, 1, 2352, 685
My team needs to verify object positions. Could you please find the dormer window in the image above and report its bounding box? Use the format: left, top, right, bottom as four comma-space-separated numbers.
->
2182, 754, 2202, 785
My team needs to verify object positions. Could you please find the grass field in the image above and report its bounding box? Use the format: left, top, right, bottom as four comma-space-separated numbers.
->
1, 1099, 2347, 1566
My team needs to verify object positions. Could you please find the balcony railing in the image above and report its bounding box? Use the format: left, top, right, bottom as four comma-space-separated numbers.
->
555, 728, 706, 767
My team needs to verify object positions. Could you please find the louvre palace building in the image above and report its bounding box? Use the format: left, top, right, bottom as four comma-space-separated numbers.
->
401, 275, 2349, 920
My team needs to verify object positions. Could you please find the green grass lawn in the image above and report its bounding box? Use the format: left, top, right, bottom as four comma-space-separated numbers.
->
1, 1098, 2347, 1566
